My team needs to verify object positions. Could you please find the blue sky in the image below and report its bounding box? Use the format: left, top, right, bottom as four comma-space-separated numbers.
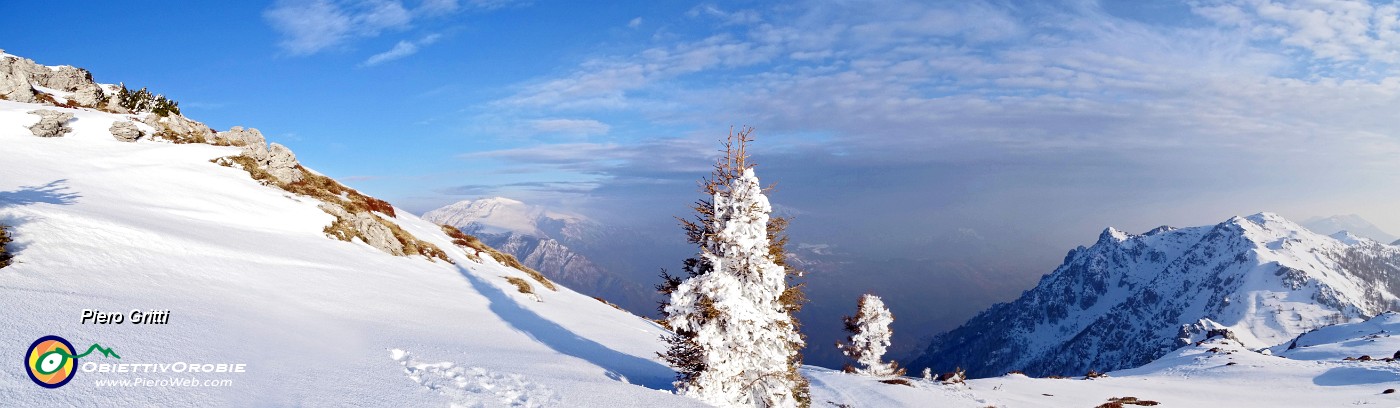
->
6, 0, 1400, 265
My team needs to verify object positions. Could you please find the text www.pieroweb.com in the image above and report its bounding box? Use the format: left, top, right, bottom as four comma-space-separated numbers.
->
94, 377, 233, 387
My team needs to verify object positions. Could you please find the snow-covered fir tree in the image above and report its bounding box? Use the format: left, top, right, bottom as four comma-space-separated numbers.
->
837, 294, 904, 377
660, 128, 808, 408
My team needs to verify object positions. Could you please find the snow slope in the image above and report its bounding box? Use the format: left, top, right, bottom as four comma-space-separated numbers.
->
1274, 311, 1400, 361
0, 99, 701, 406
815, 317, 1400, 407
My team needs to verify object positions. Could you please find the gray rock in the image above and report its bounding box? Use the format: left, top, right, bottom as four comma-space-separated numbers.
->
36, 66, 94, 92
69, 82, 105, 107
109, 120, 143, 142
0, 57, 108, 107
27, 109, 74, 137
320, 204, 404, 256
267, 143, 303, 183
143, 113, 214, 143
218, 126, 270, 161
0, 56, 36, 103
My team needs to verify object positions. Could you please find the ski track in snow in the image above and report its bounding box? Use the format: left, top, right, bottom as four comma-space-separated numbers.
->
391, 349, 559, 407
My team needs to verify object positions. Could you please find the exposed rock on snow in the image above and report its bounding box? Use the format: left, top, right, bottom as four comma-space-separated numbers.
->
108, 120, 143, 142
143, 112, 215, 143
34, 65, 94, 93
266, 143, 302, 184
320, 204, 405, 256
26, 109, 73, 137
0, 57, 36, 102
211, 127, 302, 184
69, 82, 104, 107
218, 126, 269, 159
1, 54, 105, 106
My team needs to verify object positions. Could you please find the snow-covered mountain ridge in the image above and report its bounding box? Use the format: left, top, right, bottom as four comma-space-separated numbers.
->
911, 212, 1400, 378
1303, 214, 1399, 244
425, 198, 659, 315
424, 197, 589, 238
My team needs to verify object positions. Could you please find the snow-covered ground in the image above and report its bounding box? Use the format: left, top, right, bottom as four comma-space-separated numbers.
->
0, 100, 701, 406
2, 91, 1397, 407
815, 317, 1400, 407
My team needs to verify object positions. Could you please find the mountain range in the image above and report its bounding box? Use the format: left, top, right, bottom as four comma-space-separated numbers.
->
909, 212, 1400, 378
1301, 214, 1399, 245
423, 198, 665, 315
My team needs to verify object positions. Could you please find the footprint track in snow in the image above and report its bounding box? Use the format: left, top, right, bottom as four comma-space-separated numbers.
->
390, 348, 559, 407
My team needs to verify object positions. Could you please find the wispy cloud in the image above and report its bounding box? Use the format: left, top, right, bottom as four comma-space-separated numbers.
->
264, 0, 354, 55
362, 34, 443, 66
264, 0, 510, 56
528, 118, 611, 136
440, 180, 599, 196
687, 3, 761, 25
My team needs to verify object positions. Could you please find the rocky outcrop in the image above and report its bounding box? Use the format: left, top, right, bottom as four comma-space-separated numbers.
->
109, 120, 144, 142
321, 204, 405, 256
27, 109, 74, 137
0, 58, 35, 102
267, 143, 302, 183
212, 127, 300, 183
34, 65, 93, 93
217, 126, 269, 158
35, 65, 104, 107
143, 113, 214, 143
2, 54, 104, 106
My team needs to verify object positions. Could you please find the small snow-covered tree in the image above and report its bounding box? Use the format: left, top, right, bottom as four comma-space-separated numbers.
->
660, 128, 808, 407
837, 294, 904, 377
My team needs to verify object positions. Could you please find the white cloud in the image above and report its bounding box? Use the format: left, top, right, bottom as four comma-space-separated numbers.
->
529, 118, 611, 136
264, 0, 410, 55
687, 4, 761, 25
265, 0, 496, 56
264, 0, 355, 55
1192, 0, 1400, 67
628, 17, 643, 28
363, 41, 418, 66
361, 34, 443, 66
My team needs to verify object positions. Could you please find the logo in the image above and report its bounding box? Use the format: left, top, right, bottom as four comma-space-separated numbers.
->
24, 335, 119, 388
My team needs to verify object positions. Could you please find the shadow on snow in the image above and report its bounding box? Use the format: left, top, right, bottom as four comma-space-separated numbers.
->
455, 265, 678, 391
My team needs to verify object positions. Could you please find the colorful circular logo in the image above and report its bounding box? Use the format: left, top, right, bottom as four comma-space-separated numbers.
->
26, 335, 77, 388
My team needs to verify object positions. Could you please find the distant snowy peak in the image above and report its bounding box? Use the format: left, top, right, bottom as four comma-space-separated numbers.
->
1303, 214, 1398, 244
911, 212, 1400, 378
422, 198, 658, 315
1328, 231, 1374, 246
422, 197, 589, 238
